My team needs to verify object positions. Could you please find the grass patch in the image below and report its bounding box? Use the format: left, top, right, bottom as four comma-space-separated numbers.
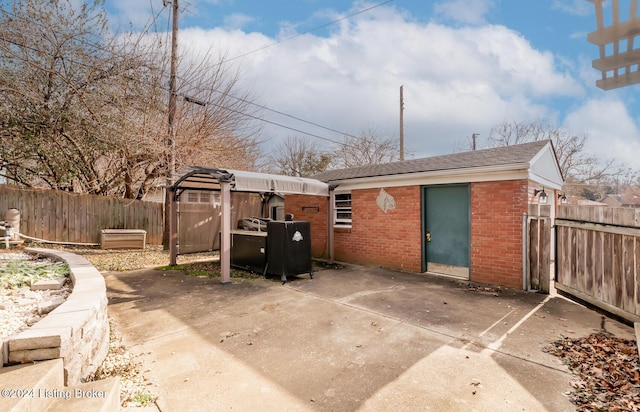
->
155, 264, 189, 271
155, 261, 261, 279
132, 393, 154, 406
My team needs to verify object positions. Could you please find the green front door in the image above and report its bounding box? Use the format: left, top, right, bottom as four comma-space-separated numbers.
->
422, 185, 470, 278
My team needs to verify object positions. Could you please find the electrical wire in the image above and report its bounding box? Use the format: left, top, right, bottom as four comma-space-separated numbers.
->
0, 32, 362, 149
0, 1, 393, 148
212, 0, 395, 66
14, 232, 100, 247
205, 100, 352, 146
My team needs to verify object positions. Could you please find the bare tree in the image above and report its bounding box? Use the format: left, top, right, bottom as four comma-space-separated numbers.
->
487, 120, 629, 197
332, 128, 399, 168
171, 48, 262, 171
270, 137, 331, 177
0, 0, 262, 199
0, 0, 129, 193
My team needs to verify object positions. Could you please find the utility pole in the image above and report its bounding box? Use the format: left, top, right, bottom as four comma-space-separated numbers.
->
472, 133, 478, 151
165, 0, 179, 252
399, 85, 404, 161
168, 0, 179, 183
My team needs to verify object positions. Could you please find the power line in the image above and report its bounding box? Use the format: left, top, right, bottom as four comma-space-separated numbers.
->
204, 88, 362, 140
0, 33, 360, 149
213, 0, 394, 66
205, 100, 355, 147
0, 33, 363, 149
0, 1, 390, 148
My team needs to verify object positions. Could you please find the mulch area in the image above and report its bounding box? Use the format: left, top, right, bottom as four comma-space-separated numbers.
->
544, 332, 640, 411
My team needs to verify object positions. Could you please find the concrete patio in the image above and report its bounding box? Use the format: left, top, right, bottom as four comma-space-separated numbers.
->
104, 264, 635, 411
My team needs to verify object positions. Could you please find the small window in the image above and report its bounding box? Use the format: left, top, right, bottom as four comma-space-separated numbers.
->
199, 192, 211, 204
334, 193, 352, 228
184, 190, 220, 205
187, 192, 199, 203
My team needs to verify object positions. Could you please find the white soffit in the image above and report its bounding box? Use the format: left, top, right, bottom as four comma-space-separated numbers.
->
228, 170, 329, 196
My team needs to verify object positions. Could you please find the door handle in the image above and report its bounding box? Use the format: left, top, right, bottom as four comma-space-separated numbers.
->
426, 231, 431, 242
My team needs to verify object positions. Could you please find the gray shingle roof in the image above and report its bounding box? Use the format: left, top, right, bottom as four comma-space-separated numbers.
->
313, 140, 550, 183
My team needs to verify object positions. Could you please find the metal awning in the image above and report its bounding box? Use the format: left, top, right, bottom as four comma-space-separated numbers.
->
167, 166, 332, 284
230, 169, 329, 196
170, 166, 329, 196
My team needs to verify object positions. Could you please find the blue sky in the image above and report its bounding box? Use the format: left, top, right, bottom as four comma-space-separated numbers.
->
108, 0, 640, 171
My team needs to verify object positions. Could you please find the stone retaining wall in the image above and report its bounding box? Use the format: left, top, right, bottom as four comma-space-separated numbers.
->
5, 248, 109, 385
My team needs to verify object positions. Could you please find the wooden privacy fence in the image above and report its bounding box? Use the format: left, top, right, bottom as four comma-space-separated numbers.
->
528, 204, 551, 293
0, 185, 163, 245
555, 205, 640, 323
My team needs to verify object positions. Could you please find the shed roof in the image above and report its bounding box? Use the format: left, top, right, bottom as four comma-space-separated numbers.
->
313, 140, 554, 183
602, 193, 640, 207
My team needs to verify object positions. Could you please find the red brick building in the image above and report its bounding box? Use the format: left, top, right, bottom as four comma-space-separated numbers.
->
285, 140, 563, 290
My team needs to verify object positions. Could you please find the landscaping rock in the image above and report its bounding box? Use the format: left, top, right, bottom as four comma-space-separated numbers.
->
31, 278, 67, 291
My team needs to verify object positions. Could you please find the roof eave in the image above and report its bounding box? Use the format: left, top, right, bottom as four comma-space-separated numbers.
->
328, 162, 533, 188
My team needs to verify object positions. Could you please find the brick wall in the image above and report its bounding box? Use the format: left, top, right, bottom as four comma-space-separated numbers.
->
335, 187, 422, 272
284, 194, 329, 259
287, 180, 534, 290
470, 180, 529, 289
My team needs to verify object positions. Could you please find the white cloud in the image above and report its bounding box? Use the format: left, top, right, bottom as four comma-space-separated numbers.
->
552, 0, 593, 17
563, 97, 640, 170
433, 0, 495, 25
144, 3, 604, 161
223, 13, 255, 30
109, 0, 165, 32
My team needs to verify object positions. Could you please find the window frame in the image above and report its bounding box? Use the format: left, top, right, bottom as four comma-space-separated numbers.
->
334, 192, 352, 228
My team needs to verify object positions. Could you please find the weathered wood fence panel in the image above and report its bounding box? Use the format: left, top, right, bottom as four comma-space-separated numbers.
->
555, 205, 640, 323
527, 204, 551, 293
0, 185, 163, 245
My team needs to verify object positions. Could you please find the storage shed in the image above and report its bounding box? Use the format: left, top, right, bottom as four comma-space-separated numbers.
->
285, 140, 564, 290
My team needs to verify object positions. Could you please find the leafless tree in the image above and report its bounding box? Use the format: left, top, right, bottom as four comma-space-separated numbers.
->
0, 0, 262, 199
332, 128, 399, 168
270, 137, 331, 177
487, 120, 630, 197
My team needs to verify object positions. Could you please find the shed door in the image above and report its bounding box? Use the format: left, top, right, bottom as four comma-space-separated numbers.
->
422, 185, 470, 278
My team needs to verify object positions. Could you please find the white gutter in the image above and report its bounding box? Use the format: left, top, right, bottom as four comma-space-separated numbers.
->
220, 181, 232, 284
522, 212, 528, 291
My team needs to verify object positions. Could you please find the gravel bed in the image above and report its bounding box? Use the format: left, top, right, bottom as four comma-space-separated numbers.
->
0, 250, 71, 340
0, 245, 186, 409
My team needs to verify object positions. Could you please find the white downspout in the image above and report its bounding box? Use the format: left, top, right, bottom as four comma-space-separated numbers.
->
328, 188, 335, 264
220, 181, 232, 284
522, 212, 528, 291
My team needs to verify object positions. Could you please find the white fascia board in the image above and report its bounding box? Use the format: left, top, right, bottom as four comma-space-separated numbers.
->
330, 164, 531, 192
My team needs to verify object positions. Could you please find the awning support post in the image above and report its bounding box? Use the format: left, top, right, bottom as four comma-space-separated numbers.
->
220, 181, 232, 284
328, 187, 335, 264
169, 189, 178, 266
